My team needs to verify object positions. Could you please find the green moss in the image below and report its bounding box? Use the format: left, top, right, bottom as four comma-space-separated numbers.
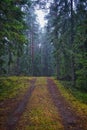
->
0, 76, 32, 100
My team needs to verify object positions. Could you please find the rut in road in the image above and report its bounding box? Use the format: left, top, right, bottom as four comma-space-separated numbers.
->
16, 77, 64, 130
7, 78, 36, 130
47, 78, 85, 130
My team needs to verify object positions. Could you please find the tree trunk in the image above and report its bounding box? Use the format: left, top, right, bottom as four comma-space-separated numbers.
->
56, 57, 60, 80
71, 0, 75, 86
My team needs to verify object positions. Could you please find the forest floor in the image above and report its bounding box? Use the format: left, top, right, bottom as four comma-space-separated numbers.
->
0, 77, 87, 130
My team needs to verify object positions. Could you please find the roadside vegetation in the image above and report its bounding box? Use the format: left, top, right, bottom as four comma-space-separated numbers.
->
0, 76, 33, 130
60, 81, 87, 104
54, 78, 87, 117
0, 77, 32, 100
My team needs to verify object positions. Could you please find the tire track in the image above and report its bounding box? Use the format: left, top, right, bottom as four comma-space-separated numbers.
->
6, 78, 36, 130
47, 78, 85, 130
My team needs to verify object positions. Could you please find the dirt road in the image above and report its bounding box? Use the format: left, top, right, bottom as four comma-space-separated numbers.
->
0, 77, 87, 130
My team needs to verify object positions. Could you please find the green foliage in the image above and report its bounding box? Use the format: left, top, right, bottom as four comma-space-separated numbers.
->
0, 0, 31, 75
61, 80, 87, 104
76, 63, 87, 91
74, 19, 87, 91
46, 0, 87, 90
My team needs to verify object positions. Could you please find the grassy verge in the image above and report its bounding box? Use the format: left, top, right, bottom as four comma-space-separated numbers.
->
0, 76, 32, 100
54, 78, 87, 116
60, 81, 87, 104
0, 76, 34, 130
17, 77, 64, 130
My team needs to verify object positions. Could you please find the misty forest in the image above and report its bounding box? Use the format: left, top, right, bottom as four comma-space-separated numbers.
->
0, 0, 87, 130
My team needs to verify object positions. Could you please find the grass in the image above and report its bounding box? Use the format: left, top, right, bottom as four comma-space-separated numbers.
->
0, 76, 34, 130
53, 78, 87, 129
53, 78, 87, 116
1, 76, 86, 129
17, 77, 64, 130
0, 76, 32, 100
60, 81, 87, 104
70, 88, 87, 104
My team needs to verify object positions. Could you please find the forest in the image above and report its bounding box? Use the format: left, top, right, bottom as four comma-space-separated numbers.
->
0, 0, 87, 130
0, 0, 87, 91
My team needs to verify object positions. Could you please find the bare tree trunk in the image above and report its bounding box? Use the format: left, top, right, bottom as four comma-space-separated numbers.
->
56, 56, 60, 80
30, 29, 34, 76
8, 45, 12, 76
16, 56, 20, 76
71, 0, 75, 86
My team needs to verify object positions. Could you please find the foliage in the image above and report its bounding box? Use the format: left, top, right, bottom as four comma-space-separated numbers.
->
60, 80, 87, 104
46, 0, 87, 90
0, 0, 31, 75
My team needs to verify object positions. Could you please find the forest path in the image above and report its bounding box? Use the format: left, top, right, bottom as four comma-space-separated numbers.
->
0, 77, 87, 130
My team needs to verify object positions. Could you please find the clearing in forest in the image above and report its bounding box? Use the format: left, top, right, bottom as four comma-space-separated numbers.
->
0, 77, 87, 130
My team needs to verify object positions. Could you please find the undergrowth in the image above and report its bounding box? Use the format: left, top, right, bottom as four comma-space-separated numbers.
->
0, 76, 32, 100
60, 81, 87, 104
54, 78, 87, 116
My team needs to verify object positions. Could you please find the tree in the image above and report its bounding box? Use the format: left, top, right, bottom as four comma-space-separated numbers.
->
74, 0, 87, 90
0, 0, 31, 75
